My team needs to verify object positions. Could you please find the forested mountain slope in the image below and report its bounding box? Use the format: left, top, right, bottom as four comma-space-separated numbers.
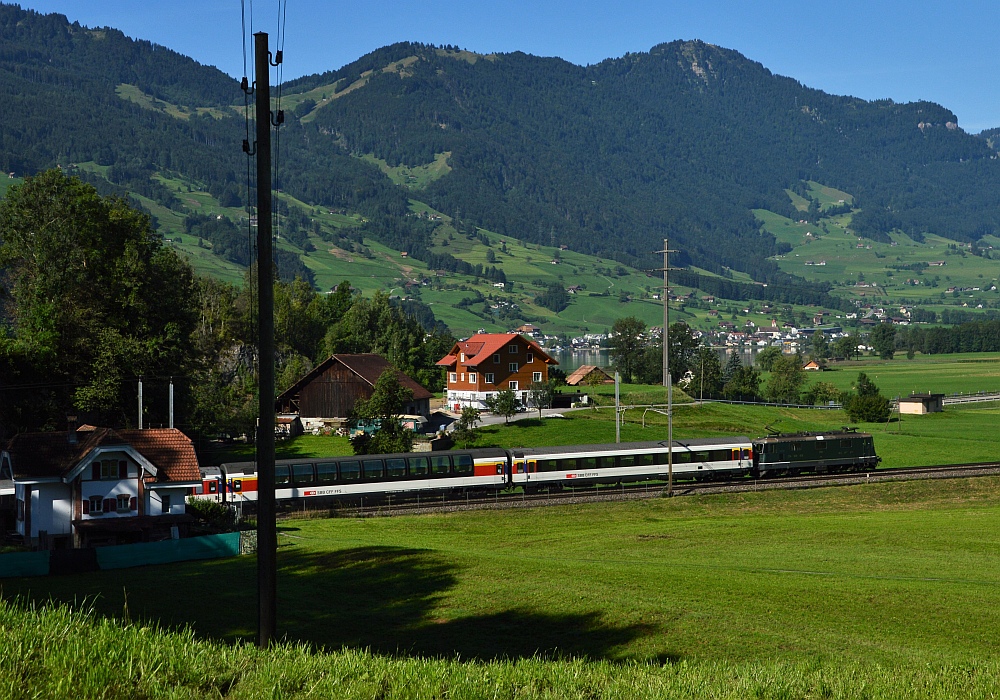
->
2, 4, 1000, 284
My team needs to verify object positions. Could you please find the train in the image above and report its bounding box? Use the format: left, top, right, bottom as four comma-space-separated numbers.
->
194, 429, 880, 506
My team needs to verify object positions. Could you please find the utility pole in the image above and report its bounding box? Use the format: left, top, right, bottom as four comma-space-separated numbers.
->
254, 31, 277, 649
615, 371, 621, 443
138, 377, 143, 430
656, 239, 678, 496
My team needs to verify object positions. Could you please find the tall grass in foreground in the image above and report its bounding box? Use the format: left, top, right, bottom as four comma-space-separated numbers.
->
3, 600, 1000, 699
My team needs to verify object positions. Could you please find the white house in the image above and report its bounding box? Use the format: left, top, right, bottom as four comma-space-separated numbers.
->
4, 426, 202, 549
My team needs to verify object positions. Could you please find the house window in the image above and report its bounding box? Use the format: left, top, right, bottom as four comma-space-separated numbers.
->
485, 393, 494, 401
485, 373, 494, 384
450, 372, 457, 383
162, 494, 172, 514
527, 353, 534, 363
93, 459, 126, 480
509, 381, 518, 391
460, 372, 465, 382
508, 344, 518, 354
509, 363, 518, 372
469, 373, 477, 383
493, 354, 500, 364
117, 494, 131, 513
533, 372, 542, 382
460, 352, 465, 362
89, 496, 104, 515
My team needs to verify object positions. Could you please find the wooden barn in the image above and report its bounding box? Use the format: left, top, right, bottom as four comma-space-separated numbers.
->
275, 354, 433, 428
565, 365, 613, 386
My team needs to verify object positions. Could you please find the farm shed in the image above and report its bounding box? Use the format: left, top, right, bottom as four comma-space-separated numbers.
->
565, 365, 613, 386
898, 393, 944, 415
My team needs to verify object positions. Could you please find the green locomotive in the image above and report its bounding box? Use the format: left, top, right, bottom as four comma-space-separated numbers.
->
753, 429, 879, 478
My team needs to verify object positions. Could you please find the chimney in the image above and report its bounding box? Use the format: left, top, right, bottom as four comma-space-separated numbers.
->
67, 415, 78, 445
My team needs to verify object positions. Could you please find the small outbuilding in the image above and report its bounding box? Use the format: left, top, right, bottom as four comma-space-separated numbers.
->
565, 365, 613, 386
898, 393, 945, 415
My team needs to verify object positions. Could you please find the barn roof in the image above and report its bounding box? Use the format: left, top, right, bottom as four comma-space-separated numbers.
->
565, 365, 611, 386
275, 354, 433, 403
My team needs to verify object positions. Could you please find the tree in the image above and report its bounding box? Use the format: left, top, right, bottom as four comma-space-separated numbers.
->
0, 170, 198, 429
832, 334, 860, 361
527, 379, 556, 418
802, 381, 842, 406
870, 323, 897, 360
666, 322, 700, 384
764, 354, 806, 404
843, 372, 892, 423
689, 348, 723, 400
450, 406, 481, 448
485, 388, 519, 424
609, 316, 647, 383
755, 346, 783, 372
721, 351, 743, 387
810, 330, 829, 361
722, 365, 761, 401
349, 369, 415, 455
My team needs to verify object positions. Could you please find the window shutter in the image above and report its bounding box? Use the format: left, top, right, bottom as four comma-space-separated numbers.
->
130, 497, 138, 511
104, 498, 115, 514
82, 499, 89, 515
119, 461, 127, 478
92, 463, 100, 480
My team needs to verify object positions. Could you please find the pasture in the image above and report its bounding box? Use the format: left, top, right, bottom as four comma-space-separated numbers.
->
7, 477, 1000, 697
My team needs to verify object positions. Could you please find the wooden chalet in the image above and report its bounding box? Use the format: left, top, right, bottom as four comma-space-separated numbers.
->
565, 365, 613, 386
275, 354, 433, 427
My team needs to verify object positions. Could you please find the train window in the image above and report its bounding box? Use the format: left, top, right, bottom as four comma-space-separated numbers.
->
597, 456, 615, 469
710, 449, 730, 462
340, 461, 361, 481
635, 453, 654, 467
453, 455, 474, 475
363, 459, 384, 479
557, 458, 577, 471
430, 455, 451, 475
692, 451, 710, 463
742, 449, 751, 460
670, 451, 689, 464
408, 457, 429, 477
208, 481, 217, 493
536, 459, 557, 472
232, 479, 242, 492
275, 465, 291, 486
292, 463, 316, 486
816, 441, 826, 450
619, 455, 636, 467
386, 458, 407, 477
316, 462, 337, 484
579, 457, 597, 470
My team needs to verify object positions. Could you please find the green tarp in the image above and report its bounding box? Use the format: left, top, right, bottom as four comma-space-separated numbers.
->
95, 533, 241, 570
0, 550, 50, 578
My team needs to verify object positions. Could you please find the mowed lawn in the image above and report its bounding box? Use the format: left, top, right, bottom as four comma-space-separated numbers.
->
7, 477, 1000, 670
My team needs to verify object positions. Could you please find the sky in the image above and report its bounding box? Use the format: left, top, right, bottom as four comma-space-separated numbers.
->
12, 0, 1000, 132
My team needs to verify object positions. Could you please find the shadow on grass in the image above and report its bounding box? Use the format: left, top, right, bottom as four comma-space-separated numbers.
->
1, 545, 663, 662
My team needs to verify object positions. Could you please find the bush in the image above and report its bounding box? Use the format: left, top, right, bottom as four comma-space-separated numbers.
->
844, 394, 892, 423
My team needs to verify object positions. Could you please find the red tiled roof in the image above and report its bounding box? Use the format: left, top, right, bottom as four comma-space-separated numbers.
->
437, 333, 557, 369
6, 427, 200, 483
117, 429, 201, 483
565, 365, 611, 386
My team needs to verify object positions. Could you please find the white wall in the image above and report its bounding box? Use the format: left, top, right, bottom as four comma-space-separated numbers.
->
31, 482, 72, 537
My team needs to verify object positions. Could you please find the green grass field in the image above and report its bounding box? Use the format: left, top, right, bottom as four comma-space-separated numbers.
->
8, 478, 1000, 696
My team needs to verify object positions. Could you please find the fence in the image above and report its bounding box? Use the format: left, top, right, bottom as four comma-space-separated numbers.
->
0, 532, 243, 578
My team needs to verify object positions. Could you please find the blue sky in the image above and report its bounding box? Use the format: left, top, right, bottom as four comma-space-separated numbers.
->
13, 0, 1000, 132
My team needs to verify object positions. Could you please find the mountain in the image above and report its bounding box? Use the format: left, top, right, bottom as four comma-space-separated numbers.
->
3, 4, 1000, 287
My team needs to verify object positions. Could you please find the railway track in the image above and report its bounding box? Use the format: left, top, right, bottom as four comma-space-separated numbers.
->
277, 462, 1000, 521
